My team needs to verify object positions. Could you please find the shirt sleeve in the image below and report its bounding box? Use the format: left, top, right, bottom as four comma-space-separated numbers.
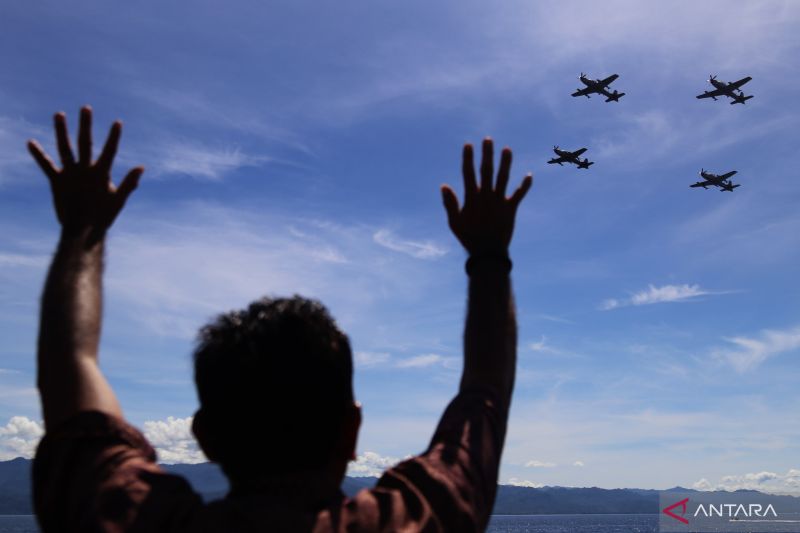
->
32, 411, 202, 533
349, 385, 508, 533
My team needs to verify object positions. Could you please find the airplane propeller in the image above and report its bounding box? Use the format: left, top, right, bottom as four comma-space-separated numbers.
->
709, 74, 717, 81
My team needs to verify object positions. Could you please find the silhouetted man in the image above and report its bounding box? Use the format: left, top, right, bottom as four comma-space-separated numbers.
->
29, 107, 532, 532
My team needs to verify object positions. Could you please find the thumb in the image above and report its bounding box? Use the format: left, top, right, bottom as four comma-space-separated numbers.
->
117, 166, 144, 207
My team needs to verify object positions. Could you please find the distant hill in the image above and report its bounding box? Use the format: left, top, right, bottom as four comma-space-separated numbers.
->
0, 458, 381, 514
0, 457, 727, 516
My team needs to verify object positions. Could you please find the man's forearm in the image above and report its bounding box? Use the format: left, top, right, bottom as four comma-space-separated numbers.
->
460, 263, 517, 406
38, 230, 121, 429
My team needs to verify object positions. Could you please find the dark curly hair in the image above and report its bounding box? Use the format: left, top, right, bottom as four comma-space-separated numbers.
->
193, 296, 354, 479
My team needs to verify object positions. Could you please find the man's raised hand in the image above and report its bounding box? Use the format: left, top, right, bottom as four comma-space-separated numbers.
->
441, 138, 532, 257
27, 106, 143, 235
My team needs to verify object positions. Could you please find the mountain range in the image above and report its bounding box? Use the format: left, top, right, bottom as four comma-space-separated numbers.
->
0, 457, 760, 516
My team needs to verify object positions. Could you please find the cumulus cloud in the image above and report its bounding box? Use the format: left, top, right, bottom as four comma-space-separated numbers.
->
347, 451, 408, 477
713, 325, 800, 373
0, 414, 207, 464
372, 229, 447, 260
601, 284, 713, 310
507, 478, 544, 488
693, 469, 800, 493
0, 416, 44, 460
525, 459, 557, 468
142, 416, 207, 464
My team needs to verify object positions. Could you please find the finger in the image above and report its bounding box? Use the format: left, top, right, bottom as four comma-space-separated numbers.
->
54, 112, 75, 167
27, 140, 58, 181
96, 121, 122, 173
78, 106, 93, 167
116, 166, 144, 207
441, 184, 460, 223
461, 144, 478, 198
496, 147, 512, 197
480, 138, 493, 192
510, 174, 533, 208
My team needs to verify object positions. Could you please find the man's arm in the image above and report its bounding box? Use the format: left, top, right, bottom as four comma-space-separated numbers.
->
441, 138, 532, 406
29, 106, 143, 430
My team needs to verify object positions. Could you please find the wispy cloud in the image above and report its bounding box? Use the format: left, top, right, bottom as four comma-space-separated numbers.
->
528, 336, 571, 356
395, 353, 452, 369
143, 141, 269, 180
713, 325, 800, 373
573, 461, 585, 467
601, 284, 714, 310
354, 351, 391, 368
525, 459, 557, 468
100, 203, 444, 339
0, 115, 48, 185
372, 229, 447, 260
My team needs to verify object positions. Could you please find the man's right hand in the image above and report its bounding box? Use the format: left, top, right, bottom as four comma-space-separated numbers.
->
441, 138, 532, 257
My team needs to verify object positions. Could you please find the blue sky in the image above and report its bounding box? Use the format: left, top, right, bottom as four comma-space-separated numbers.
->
1, 0, 800, 492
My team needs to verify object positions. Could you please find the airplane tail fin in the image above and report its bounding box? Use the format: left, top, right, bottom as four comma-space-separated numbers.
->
731, 95, 754, 105
605, 90, 625, 102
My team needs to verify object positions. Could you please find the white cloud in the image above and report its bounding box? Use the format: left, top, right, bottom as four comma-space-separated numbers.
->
528, 336, 569, 356
347, 451, 407, 477
0, 115, 48, 185
0, 416, 44, 460
354, 351, 391, 367
713, 325, 800, 372
101, 203, 443, 339
525, 459, 557, 468
0, 253, 48, 269
506, 477, 543, 488
693, 469, 800, 493
144, 141, 268, 181
601, 284, 712, 310
573, 460, 585, 467
372, 229, 447, 260
142, 416, 207, 464
395, 353, 447, 369
0, 414, 206, 464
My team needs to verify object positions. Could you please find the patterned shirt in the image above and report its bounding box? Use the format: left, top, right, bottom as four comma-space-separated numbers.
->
33, 386, 507, 532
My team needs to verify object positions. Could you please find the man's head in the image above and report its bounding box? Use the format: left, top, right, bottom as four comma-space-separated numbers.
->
191, 296, 360, 483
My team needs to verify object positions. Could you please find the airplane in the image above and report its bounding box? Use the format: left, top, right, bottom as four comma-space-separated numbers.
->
696, 75, 753, 105
571, 73, 625, 102
548, 146, 594, 169
690, 168, 740, 191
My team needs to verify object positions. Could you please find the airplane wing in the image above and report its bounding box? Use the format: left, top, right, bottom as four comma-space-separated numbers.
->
571, 87, 593, 97
600, 74, 619, 86
691, 181, 711, 188
571, 148, 588, 157
719, 170, 737, 180
729, 76, 752, 90
696, 88, 724, 99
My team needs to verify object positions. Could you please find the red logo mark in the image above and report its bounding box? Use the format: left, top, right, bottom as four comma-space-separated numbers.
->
663, 497, 690, 524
